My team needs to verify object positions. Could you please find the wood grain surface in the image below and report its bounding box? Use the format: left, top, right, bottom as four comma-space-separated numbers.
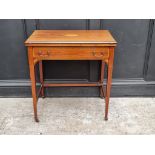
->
25, 30, 117, 45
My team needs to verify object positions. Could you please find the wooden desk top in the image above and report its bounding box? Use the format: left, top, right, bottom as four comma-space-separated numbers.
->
25, 30, 117, 46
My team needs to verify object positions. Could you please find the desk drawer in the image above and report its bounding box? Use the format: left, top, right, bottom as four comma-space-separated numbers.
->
33, 47, 109, 60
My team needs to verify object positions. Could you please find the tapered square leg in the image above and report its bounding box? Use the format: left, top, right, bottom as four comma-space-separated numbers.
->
105, 48, 114, 121
39, 61, 45, 98
100, 61, 105, 99
28, 47, 39, 122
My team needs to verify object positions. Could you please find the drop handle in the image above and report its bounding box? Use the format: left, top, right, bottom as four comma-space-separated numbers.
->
92, 52, 104, 57
38, 51, 50, 56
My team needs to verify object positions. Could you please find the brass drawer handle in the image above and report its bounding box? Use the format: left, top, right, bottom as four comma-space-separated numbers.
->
38, 51, 50, 56
93, 52, 105, 57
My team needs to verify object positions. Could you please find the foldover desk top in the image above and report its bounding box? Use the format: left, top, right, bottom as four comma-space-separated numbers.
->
25, 30, 117, 46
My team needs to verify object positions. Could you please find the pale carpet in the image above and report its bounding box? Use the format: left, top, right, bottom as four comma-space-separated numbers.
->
0, 98, 155, 134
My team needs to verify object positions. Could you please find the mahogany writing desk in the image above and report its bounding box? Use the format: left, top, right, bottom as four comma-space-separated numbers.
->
25, 30, 117, 122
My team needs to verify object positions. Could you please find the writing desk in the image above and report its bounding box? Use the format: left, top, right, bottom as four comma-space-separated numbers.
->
25, 30, 117, 122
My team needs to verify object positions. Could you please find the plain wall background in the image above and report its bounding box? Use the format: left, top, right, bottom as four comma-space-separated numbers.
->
0, 19, 155, 97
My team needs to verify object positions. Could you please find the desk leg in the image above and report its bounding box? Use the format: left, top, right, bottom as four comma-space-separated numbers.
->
39, 61, 45, 98
100, 61, 105, 98
28, 47, 39, 122
105, 48, 114, 121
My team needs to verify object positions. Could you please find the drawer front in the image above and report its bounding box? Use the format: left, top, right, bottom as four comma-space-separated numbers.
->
33, 47, 109, 60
